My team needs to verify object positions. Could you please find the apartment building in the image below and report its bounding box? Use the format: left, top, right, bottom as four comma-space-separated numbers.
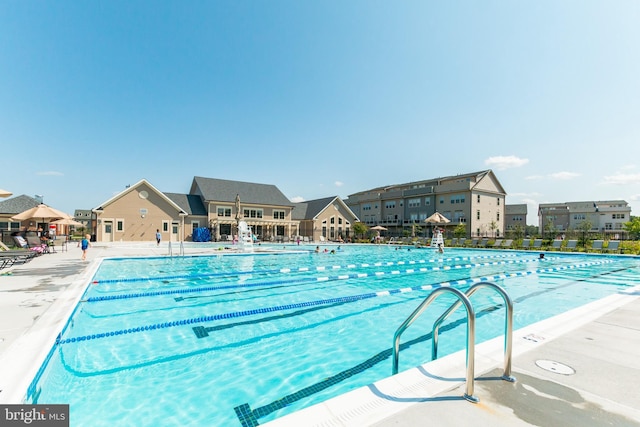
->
505, 204, 528, 232
345, 170, 506, 238
538, 200, 631, 237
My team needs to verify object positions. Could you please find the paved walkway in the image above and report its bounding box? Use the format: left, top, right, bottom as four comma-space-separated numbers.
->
1, 244, 640, 426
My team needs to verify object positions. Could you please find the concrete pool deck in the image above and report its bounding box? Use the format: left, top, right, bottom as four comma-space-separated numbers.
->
1, 243, 639, 426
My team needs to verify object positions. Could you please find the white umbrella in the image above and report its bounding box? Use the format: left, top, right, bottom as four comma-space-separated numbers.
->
52, 217, 85, 227
370, 225, 387, 231
0, 188, 12, 198
424, 212, 450, 225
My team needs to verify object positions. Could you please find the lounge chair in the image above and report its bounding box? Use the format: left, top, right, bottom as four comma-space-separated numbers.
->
0, 250, 37, 269
12, 236, 45, 254
520, 239, 531, 250
479, 238, 489, 247
450, 238, 458, 246
470, 238, 480, 247
591, 240, 604, 252
564, 240, 578, 251
491, 239, 503, 248
458, 238, 466, 247
532, 239, 543, 249
551, 240, 562, 250
26, 235, 51, 253
604, 240, 620, 253
501, 239, 513, 248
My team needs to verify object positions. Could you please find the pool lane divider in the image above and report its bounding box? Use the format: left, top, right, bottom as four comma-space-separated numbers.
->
58, 259, 613, 345
85, 255, 551, 302
90, 254, 520, 285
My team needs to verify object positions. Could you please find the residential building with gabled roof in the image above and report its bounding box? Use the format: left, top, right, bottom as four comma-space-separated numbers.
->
93, 179, 188, 242
292, 196, 359, 242
345, 170, 506, 238
538, 200, 631, 237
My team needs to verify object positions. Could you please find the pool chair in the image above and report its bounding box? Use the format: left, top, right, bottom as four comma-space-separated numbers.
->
457, 238, 466, 247
470, 238, 480, 247
491, 239, 503, 248
520, 239, 531, 250
604, 240, 620, 253
12, 236, 45, 254
0, 250, 37, 269
479, 238, 489, 247
450, 238, 458, 246
551, 240, 563, 251
501, 239, 513, 248
532, 239, 543, 249
26, 235, 51, 253
591, 240, 604, 252
564, 240, 578, 251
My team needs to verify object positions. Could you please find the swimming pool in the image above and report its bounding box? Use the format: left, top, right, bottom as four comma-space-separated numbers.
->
27, 245, 640, 426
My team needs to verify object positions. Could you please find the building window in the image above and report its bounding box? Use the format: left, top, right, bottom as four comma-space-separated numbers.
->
612, 213, 625, 219
439, 197, 444, 204
243, 209, 264, 219
330, 217, 335, 224
338, 218, 343, 224
425, 198, 430, 205
408, 198, 420, 208
497, 197, 500, 206
477, 195, 481, 203
191, 222, 199, 232
362, 204, 371, 211
217, 207, 232, 217
162, 221, 169, 232
385, 201, 396, 209
273, 210, 285, 220
476, 210, 480, 220
116, 220, 124, 232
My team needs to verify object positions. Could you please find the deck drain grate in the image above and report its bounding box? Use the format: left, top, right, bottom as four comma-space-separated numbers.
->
535, 359, 575, 375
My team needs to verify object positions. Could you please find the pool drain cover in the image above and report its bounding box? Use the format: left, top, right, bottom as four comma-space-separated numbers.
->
535, 359, 575, 375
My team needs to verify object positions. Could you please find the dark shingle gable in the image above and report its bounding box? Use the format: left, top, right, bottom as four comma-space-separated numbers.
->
191, 177, 292, 207
0, 195, 41, 215
164, 193, 207, 216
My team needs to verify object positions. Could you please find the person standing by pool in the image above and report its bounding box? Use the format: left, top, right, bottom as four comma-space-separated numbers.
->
78, 233, 91, 261
156, 229, 161, 246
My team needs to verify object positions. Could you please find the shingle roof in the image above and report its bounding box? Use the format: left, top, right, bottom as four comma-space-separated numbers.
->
164, 193, 207, 216
0, 195, 41, 215
191, 177, 292, 207
292, 196, 337, 220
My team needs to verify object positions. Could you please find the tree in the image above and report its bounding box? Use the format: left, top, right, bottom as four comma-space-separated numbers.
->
453, 224, 467, 238
623, 216, 640, 240
352, 222, 368, 240
576, 220, 592, 247
489, 220, 498, 238
543, 219, 557, 242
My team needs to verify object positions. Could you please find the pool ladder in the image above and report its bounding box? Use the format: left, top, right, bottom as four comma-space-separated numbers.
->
391, 282, 516, 403
168, 241, 185, 257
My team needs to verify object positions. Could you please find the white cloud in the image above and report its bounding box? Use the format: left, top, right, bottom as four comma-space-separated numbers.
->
334, 181, 344, 187
549, 171, 580, 180
603, 173, 640, 185
290, 196, 305, 203
524, 175, 544, 180
484, 155, 529, 170
37, 171, 64, 176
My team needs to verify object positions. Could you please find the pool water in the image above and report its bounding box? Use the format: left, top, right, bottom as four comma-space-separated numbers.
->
29, 245, 639, 426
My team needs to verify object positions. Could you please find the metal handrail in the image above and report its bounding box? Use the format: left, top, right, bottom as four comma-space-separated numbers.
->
432, 282, 516, 383
392, 287, 478, 403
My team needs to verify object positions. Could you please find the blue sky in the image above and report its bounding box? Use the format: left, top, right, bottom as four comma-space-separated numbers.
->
2, 1, 639, 225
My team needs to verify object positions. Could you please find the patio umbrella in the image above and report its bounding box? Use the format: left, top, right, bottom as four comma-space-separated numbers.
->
0, 188, 12, 198
425, 212, 450, 225
370, 225, 387, 231
51, 217, 85, 237
12, 204, 72, 223
51, 217, 85, 227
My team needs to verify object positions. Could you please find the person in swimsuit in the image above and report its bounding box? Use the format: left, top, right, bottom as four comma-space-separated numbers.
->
156, 229, 161, 246
79, 233, 91, 260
